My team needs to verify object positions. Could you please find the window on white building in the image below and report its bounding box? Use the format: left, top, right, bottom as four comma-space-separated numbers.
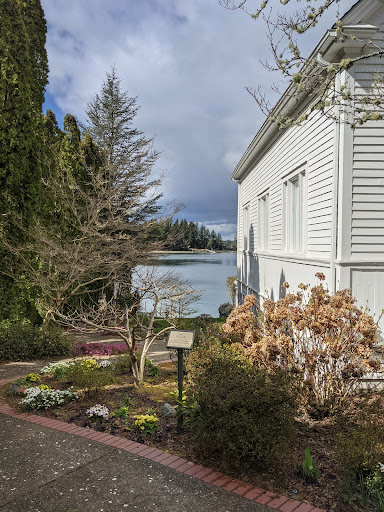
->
258, 192, 269, 251
283, 170, 306, 253
242, 204, 250, 251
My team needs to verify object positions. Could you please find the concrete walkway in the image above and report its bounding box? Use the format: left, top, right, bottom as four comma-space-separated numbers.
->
0, 335, 173, 381
0, 405, 269, 512
0, 349, 325, 512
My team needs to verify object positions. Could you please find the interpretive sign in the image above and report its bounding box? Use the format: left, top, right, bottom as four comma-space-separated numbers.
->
166, 330, 194, 350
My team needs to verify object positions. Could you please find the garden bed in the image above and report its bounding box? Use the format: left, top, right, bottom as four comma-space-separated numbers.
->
2, 360, 383, 512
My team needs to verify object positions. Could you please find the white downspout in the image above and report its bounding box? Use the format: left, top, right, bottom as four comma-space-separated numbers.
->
317, 53, 340, 293
330, 72, 341, 294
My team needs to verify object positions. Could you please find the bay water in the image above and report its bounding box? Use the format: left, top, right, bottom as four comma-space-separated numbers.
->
152, 252, 237, 317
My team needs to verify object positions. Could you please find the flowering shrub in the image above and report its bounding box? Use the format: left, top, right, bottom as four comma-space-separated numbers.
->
223, 274, 380, 417
222, 294, 257, 344
65, 359, 114, 391
9, 384, 27, 396
73, 342, 127, 357
86, 404, 109, 421
41, 361, 75, 379
134, 414, 159, 435
21, 387, 78, 409
80, 358, 99, 370
25, 373, 40, 384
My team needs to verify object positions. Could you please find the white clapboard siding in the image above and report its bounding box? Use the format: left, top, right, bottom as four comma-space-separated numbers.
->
351, 115, 384, 257
350, 37, 384, 258
238, 108, 334, 260
351, 269, 384, 334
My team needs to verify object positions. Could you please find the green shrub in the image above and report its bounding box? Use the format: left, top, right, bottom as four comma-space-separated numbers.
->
0, 323, 73, 361
65, 359, 114, 391
144, 358, 160, 376
218, 302, 233, 318
187, 338, 298, 468
36, 325, 74, 358
334, 394, 384, 474
114, 353, 133, 372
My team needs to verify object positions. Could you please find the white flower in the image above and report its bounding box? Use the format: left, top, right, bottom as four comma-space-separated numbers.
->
86, 404, 109, 419
40, 361, 74, 375
21, 387, 78, 409
98, 360, 112, 368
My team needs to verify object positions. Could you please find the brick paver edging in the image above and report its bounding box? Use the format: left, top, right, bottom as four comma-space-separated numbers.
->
0, 378, 326, 512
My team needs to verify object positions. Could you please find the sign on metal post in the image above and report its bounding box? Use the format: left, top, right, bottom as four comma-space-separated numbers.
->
166, 330, 194, 351
166, 330, 194, 429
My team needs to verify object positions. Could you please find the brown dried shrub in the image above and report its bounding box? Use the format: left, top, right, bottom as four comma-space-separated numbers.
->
223, 274, 381, 417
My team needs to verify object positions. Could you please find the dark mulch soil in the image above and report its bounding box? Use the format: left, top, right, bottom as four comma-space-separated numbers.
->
1, 364, 380, 512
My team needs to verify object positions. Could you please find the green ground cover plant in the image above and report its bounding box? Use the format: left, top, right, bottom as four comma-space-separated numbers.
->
334, 393, 384, 511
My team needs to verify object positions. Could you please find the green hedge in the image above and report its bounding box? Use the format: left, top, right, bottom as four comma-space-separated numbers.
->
187, 338, 298, 468
0, 324, 74, 361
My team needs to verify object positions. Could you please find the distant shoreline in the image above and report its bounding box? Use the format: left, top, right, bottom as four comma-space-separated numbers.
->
152, 250, 236, 255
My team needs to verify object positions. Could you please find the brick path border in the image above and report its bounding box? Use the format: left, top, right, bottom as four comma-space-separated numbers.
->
0, 377, 326, 512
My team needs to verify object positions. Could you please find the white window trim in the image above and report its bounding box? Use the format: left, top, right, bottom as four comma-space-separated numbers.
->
258, 191, 270, 252
242, 203, 251, 252
282, 167, 307, 254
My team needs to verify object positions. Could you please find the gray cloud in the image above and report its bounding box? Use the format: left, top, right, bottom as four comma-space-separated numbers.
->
41, 0, 348, 240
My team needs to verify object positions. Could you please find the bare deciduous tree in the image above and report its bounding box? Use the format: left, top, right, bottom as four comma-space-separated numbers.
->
1, 159, 178, 326
55, 267, 200, 386
221, 0, 384, 127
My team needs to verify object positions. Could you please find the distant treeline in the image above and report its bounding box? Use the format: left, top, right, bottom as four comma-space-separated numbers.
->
160, 219, 236, 251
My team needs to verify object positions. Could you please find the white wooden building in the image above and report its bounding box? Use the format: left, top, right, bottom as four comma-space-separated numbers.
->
233, 0, 384, 338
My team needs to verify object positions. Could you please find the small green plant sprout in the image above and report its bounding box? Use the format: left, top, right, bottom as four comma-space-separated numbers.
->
166, 387, 196, 428
134, 414, 159, 435
123, 395, 135, 408
113, 406, 129, 419
302, 447, 320, 481
167, 387, 187, 403
144, 358, 160, 377
25, 373, 40, 384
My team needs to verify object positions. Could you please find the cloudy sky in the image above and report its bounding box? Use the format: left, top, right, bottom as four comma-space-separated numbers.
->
40, 0, 347, 240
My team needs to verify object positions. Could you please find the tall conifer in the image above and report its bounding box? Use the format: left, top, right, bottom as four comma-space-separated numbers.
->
0, 0, 48, 322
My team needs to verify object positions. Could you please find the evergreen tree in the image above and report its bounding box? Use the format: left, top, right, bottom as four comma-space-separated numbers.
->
0, 0, 48, 323
85, 67, 162, 229
0, 0, 48, 223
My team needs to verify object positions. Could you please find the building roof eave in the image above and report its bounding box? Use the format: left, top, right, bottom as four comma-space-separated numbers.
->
231, 9, 379, 182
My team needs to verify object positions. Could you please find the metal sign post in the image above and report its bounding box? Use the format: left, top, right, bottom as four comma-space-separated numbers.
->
166, 330, 194, 429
